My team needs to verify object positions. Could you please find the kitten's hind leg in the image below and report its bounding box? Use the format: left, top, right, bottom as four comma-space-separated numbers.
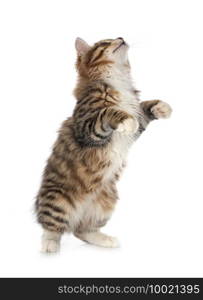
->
74, 230, 119, 248
41, 229, 61, 253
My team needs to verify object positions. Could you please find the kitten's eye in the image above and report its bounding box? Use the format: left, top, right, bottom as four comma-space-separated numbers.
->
100, 42, 111, 47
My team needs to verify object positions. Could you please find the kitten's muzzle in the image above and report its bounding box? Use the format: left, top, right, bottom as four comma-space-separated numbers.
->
117, 37, 126, 44
113, 38, 127, 53
117, 37, 124, 41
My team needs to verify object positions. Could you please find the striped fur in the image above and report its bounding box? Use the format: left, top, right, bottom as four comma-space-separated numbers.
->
35, 37, 172, 252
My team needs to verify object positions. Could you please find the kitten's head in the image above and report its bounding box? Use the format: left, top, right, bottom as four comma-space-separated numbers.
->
75, 37, 130, 79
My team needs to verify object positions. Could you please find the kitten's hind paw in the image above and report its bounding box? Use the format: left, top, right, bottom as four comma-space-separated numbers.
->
41, 230, 61, 254
41, 239, 60, 254
151, 101, 172, 119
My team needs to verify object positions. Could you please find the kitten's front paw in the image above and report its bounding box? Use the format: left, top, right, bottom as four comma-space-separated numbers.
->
151, 101, 172, 119
117, 118, 139, 134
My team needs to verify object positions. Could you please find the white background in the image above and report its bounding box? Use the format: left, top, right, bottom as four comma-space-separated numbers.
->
0, 0, 202, 277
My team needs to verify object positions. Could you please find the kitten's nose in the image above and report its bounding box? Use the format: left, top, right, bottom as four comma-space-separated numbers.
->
117, 37, 125, 44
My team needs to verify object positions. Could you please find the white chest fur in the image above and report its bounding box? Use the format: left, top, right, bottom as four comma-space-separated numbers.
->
102, 66, 141, 182
104, 81, 140, 182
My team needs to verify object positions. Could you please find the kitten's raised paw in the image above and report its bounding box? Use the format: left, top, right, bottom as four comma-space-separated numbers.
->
151, 101, 172, 119
41, 239, 60, 254
117, 118, 139, 134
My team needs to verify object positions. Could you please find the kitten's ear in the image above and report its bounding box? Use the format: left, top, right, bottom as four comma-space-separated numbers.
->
75, 37, 90, 56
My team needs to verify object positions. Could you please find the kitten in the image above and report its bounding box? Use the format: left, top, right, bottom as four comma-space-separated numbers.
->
35, 37, 172, 253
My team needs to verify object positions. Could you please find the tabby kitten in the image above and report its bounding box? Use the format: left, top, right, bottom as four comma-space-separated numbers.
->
35, 37, 172, 253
